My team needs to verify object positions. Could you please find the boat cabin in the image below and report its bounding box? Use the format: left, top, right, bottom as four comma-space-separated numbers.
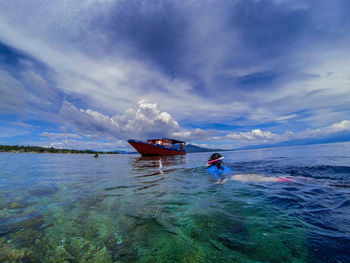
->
147, 138, 186, 150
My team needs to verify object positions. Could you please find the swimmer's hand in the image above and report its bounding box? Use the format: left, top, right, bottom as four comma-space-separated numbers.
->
215, 178, 227, 184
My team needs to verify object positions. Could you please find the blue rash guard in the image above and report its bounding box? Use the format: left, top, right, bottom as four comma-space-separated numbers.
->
207, 165, 232, 180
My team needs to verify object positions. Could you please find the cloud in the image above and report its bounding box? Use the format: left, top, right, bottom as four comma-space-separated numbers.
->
0, 0, 350, 150
0, 127, 29, 138
60, 100, 180, 140
35, 119, 350, 150
173, 128, 214, 141
40, 132, 82, 140
294, 120, 350, 140
0, 8, 215, 121
220, 120, 350, 145
42, 139, 126, 151
225, 129, 280, 142
9, 122, 32, 128
0, 42, 62, 119
0, 69, 26, 113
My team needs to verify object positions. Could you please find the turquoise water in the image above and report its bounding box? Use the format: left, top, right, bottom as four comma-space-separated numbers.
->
1, 142, 350, 262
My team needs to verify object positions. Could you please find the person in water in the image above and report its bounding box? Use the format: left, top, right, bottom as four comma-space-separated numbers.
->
206, 153, 295, 183
206, 153, 232, 183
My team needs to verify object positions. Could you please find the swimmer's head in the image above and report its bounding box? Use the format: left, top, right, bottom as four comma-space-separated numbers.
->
207, 153, 224, 169
208, 153, 222, 161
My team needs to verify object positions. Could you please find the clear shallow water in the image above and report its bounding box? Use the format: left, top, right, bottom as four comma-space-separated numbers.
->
1, 142, 350, 262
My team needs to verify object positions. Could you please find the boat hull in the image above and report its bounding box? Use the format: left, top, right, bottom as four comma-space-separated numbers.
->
128, 140, 186, 156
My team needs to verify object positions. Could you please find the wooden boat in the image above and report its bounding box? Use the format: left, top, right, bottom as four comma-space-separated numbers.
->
127, 138, 186, 156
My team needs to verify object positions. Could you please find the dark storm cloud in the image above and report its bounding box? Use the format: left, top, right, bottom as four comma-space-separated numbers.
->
94, 0, 190, 75
232, 1, 310, 55
87, 1, 327, 100
99, 2, 301, 73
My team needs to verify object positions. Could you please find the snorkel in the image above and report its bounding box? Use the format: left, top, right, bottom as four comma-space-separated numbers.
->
207, 153, 225, 169
207, 156, 224, 164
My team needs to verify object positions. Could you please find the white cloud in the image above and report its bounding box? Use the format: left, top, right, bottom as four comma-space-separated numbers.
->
225, 129, 280, 142
217, 120, 350, 145
60, 100, 180, 140
328, 120, 350, 132
190, 142, 211, 148
0, 127, 29, 138
42, 139, 127, 151
40, 132, 82, 140
172, 128, 214, 141
294, 120, 350, 140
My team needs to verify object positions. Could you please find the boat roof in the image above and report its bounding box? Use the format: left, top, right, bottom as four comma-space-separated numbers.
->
148, 138, 186, 144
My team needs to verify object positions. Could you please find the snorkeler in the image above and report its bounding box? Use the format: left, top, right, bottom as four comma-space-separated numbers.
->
206, 153, 232, 183
206, 153, 295, 183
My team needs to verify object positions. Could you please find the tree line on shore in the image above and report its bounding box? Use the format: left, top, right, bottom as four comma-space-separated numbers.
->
0, 145, 119, 154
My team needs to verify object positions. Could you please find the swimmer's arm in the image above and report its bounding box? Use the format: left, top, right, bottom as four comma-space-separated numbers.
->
209, 169, 223, 181
211, 171, 226, 183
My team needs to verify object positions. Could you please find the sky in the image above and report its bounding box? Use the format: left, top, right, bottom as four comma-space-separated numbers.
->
0, 0, 350, 151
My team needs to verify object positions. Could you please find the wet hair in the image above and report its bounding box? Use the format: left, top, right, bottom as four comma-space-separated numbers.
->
208, 153, 222, 162
207, 153, 224, 169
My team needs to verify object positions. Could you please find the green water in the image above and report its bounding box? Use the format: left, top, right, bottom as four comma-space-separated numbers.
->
3, 146, 348, 262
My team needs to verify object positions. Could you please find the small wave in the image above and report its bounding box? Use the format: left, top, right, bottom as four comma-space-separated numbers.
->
136, 183, 159, 191
287, 165, 350, 180
329, 183, 350, 188
334, 198, 350, 210
269, 196, 305, 209
104, 185, 130, 191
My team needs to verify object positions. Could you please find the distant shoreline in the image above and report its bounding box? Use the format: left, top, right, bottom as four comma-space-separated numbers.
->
0, 145, 119, 154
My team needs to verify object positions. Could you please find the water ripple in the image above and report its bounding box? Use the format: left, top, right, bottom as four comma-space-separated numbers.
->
1, 144, 350, 262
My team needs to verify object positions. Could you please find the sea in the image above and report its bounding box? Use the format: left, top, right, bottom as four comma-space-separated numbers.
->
1, 142, 350, 263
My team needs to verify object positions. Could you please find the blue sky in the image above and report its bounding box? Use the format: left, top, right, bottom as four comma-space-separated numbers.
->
0, 0, 350, 150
